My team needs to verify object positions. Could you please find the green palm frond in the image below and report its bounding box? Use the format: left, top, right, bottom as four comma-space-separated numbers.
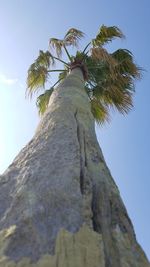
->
37, 50, 55, 67
36, 88, 54, 115
93, 25, 124, 46
85, 55, 111, 88
58, 70, 68, 80
90, 82, 133, 121
89, 71, 133, 116
26, 50, 55, 97
27, 64, 49, 97
101, 84, 133, 113
64, 28, 84, 46
91, 98, 110, 124
112, 49, 141, 78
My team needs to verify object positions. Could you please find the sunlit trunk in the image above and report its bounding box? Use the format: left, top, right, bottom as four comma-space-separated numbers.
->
0, 68, 149, 266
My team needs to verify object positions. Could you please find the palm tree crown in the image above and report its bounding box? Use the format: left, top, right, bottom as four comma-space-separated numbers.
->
27, 25, 141, 123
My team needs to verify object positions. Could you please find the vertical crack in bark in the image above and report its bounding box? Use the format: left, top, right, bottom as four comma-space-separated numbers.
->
74, 110, 93, 227
74, 110, 85, 195
84, 132, 87, 168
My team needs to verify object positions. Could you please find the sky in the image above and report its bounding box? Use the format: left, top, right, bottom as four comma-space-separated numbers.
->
0, 0, 149, 260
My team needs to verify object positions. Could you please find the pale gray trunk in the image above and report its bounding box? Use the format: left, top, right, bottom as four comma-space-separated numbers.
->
0, 68, 149, 267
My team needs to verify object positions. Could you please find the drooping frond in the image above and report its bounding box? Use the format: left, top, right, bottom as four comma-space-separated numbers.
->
93, 25, 124, 46
112, 49, 141, 78
36, 88, 54, 115
84, 45, 140, 122
49, 38, 64, 57
96, 83, 133, 114
26, 50, 55, 97
27, 64, 49, 97
64, 28, 84, 46
91, 98, 110, 124
37, 50, 55, 67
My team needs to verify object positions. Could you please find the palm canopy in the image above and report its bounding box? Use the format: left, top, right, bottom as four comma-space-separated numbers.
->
27, 25, 141, 123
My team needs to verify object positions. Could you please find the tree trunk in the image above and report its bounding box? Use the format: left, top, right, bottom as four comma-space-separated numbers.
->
0, 68, 149, 267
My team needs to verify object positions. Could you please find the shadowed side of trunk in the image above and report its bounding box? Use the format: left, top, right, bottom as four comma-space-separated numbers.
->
0, 68, 149, 266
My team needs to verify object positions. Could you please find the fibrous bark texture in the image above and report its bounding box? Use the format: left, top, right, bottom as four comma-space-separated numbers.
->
0, 69, 149, 266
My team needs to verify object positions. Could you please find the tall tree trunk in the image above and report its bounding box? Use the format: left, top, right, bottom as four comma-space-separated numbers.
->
0, 68, 149, 267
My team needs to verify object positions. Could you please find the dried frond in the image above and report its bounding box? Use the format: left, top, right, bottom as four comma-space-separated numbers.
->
91, 47, 116, 66
91, 47, 117, 80
93, 25, 125, 46
64, 28, 84, 47
49, 28, 84, 57
49, 38, 64, 57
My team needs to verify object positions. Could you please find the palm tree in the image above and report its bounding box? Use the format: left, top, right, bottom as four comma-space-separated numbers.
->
0, 26, 149, 267
27, 25, 140, 123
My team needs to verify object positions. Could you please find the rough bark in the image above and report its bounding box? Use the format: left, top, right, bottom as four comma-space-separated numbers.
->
0, 68, 149, 266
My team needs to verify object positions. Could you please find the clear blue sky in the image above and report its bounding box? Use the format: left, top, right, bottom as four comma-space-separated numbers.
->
0, 0, 149, 260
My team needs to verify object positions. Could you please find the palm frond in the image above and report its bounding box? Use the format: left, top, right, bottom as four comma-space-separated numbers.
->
91, 98, 110, 124
85, 55, 112, 88
27, 64, 49, 97
112, 49, 141, 78
26, 50, 55, 97
49, 28, 84, 57
37, 50, 55, 67
84, 50, 138, 120
49, 38, 64, 57
91, 47, 117, 75
36, 88, 54, 115
93, 25, 124, 46
64, 28, 84, 46
58, 70, 68, 80
102, 85, 133, 113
